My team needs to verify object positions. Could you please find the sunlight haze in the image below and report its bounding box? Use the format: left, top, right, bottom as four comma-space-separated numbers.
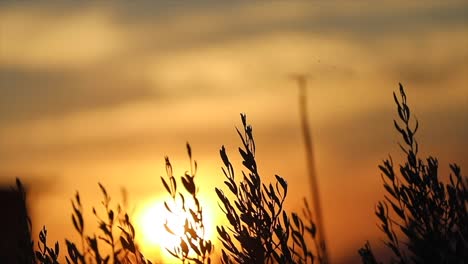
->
1, 1, 467, 263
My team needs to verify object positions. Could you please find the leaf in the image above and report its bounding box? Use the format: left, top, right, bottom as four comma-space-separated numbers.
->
188, 238, 201, 255
55, 241, 59, 255
72, 215, 80, 233
225, 180, 238, 195
269, 184, 281, 206
161, 177, 171, 194
179, 193, 186, 210
164, 222, 174, 235
215, 188, 225, 200
75, 192, 81, 206
389, 199, 405, 220
292, 213, 300, 228
384, 183, 397, 198
399, 83, 406, 103
98, 183, 108, 198
108, 209, 114, 221
170, 176, 177, 194
220, 146, 230, 166
394, 120, 405, 135
182, 175, 196, 195
240, 113, 247, 127
164, 201, 172, 213
275, 175, 287, 191
393, 92, 402, 114
282, 211, 289, 226
186, 142, 192, 159
181, 239, 189, 256
238, 148, 249, 163
120, 236, 135, 253
189, 209, 198, 222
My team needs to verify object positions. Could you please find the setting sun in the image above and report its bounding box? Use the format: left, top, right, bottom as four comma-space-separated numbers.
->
136, 199, 179, 248
134, 196, 216, 261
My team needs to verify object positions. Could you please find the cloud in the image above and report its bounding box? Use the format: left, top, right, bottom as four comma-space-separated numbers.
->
387, 54, 468, 86
1, 0, 467, 148
0, 7, 130, 67
2, 1, 467, 68
0, 66, 157, 124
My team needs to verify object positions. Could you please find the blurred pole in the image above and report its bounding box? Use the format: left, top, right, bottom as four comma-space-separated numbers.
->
295, 75, 329, 263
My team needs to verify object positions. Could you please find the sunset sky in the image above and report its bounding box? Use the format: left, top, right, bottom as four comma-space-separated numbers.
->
1, 1, 467, 263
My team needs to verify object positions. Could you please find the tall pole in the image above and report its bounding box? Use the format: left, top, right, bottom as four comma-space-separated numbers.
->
295, 75, 329, 263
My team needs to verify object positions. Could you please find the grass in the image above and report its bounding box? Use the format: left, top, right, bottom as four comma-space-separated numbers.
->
9, 83, 467, 263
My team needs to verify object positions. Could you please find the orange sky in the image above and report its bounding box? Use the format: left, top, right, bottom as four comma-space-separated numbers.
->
1, 1, 467, 263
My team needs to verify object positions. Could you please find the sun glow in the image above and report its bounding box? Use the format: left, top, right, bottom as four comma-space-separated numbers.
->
134, 196, 216, 262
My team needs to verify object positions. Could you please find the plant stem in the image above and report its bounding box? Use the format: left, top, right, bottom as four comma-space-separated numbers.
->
296, 75, 329, 263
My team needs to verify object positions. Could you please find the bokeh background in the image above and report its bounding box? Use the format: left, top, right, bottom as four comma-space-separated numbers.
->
1, 1, 467, 263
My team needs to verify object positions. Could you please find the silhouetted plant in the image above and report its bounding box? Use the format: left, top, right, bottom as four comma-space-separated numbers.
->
161, 143, 214, 264
118, 202, 149, 264
358, 241, 379, 264
359, 84, 468, 264
14, 146, 210, 264
36, 226, 60, 264
65, 183, 151, 264
18, 82, 466, 264
11, 178, 61, 264
66, 192, 86, 263
216, 114, 319, 264
14, 179, 150, 264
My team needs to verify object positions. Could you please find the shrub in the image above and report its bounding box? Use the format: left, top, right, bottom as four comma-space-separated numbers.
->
65, 183, 151, 264
359, 84, 468, 264
13, 179, 151, 264
215, 114, 320, 264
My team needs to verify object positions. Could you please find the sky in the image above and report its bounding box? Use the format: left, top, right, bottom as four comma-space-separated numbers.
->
1, 1, 467, 263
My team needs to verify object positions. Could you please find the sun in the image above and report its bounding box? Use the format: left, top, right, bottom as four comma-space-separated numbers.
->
136, 199, 180, 247
134, 196, 216, 261
134, 197, 182, 261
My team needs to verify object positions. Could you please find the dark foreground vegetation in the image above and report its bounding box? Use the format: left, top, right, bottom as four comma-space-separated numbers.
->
359, 85, 467, 264
6, 84, 467, 263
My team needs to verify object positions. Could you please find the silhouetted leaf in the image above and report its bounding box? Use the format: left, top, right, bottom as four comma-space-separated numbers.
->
187, 142, 192, 159
161, 177, 171, 194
